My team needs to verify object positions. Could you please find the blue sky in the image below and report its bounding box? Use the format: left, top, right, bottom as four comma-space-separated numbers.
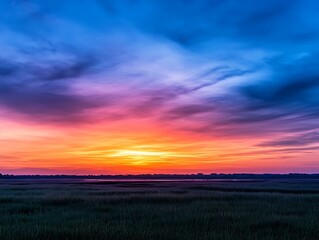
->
1, 0, 319, 174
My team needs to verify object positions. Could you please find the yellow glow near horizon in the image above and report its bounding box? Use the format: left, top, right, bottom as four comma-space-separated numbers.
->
107, 149, 169, 166
111, 150, 168, 157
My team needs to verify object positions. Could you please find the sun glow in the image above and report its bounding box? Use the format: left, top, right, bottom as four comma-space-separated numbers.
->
106, 149, 170, 166
111, 150, 168, 158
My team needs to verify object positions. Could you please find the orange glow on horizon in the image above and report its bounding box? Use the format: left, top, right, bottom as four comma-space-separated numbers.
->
1, 113, 318, 175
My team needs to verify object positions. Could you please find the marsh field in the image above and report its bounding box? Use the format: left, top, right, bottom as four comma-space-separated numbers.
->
1, 179, 319, 240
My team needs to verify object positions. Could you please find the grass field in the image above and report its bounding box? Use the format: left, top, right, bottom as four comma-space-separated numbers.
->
1, 179, 319, 240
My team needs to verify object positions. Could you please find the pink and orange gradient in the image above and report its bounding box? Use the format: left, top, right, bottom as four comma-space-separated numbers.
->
1, 108, 319, 175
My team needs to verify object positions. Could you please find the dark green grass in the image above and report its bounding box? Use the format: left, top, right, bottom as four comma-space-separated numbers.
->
1, 180, 319, 240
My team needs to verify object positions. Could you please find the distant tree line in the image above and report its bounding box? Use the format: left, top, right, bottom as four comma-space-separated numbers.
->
1, 173, 319, 179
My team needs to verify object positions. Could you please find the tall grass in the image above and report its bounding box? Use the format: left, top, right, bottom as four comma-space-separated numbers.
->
1, 180, 319, 240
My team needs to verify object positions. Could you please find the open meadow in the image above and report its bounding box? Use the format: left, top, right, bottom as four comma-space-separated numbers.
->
1, 179, 319, 240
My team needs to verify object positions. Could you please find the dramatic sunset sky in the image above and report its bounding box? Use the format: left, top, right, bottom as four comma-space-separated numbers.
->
1, 0, 319, 174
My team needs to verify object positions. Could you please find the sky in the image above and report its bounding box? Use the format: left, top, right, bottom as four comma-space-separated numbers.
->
1, 0, 319, 174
